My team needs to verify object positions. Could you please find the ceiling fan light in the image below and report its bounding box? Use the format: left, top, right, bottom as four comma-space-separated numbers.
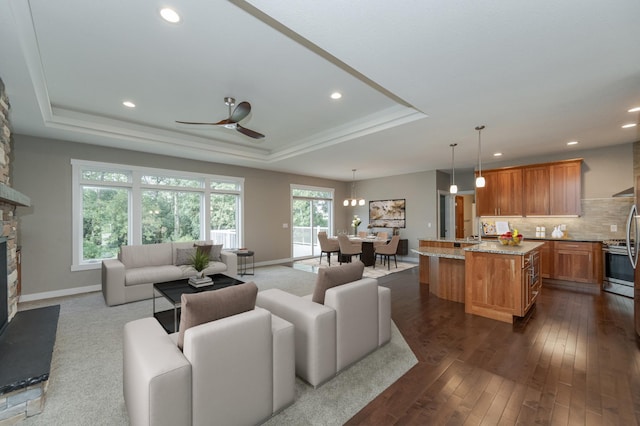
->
160, 8, 180, 23
476, 176, 486, 188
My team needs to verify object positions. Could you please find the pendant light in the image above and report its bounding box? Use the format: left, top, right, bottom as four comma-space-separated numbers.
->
449, 143, 458, 194
343, 169, 365, 207
475, 125, 486, 188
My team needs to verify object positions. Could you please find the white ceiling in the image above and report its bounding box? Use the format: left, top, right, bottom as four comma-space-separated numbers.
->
0, 0, 639, 181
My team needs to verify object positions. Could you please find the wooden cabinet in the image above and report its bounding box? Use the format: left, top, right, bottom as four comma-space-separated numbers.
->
523, 166, 550, 216
476, 168, 523, 216
539, 241, 553, 279
396, 239, 408, 256
478, 159, 581, 217
549, 161, 581, 215
464, 249, 540, 323
552, 241, 601, 284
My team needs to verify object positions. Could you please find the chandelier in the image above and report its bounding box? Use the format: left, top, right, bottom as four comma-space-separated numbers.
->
343, 169, 365, 207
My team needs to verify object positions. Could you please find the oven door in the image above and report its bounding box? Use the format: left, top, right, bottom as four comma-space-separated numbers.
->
603, 249, 635, 297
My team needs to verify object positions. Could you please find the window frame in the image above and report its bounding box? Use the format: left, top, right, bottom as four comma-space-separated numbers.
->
71, 159, 244, 271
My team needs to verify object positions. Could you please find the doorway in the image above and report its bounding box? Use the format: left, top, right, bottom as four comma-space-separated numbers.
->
438, 190, 475, 239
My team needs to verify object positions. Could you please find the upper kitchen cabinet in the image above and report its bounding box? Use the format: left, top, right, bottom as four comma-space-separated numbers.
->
478, 159, 582, 217
476, 168, 523, 216
549, 159, 582, 216
523, 165, 550, 215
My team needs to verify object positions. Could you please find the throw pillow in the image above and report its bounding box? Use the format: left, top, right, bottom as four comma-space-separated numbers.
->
209, 244, 223, 262
312, 260, 365, 304
177, 281, 258, 350
175, 247, 196, 266
193, 243, 212, 257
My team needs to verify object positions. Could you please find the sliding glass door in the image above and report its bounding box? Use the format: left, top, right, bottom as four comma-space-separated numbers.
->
291, 186, 334, 259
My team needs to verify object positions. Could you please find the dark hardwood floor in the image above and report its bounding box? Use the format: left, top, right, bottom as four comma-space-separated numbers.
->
346, 268, 640, 425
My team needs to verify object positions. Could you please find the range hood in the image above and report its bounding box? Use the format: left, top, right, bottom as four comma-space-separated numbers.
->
612, 187, 634, 198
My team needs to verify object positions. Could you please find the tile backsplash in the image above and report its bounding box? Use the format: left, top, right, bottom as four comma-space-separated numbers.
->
482, 197, 634, 241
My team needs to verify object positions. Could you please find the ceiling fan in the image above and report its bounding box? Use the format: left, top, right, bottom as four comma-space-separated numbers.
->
176, 97, 265, 139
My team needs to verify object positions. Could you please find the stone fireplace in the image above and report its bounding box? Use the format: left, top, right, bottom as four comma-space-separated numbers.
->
0, 78, 29, 331
0, 78, 50, 424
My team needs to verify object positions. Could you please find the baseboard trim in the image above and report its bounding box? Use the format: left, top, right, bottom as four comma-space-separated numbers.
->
19, 284, 101, 303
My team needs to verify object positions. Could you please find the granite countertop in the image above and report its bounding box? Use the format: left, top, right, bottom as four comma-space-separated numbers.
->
418, 236, 602, 244
417, 237, 480, 243
411, 247, 465, 260
464, 241, 545, 255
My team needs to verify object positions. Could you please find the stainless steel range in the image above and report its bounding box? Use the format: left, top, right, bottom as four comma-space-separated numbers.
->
602, 239, 634, 298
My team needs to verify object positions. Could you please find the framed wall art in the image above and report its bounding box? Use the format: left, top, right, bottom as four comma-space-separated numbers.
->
369, 199, 406, 228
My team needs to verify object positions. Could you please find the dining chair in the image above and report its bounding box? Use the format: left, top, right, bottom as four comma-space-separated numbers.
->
318, 231, 340, 266
374, 235, 400, 270
373, 231, 389, 248
357, 231, 368, 238
337, 234, 362, 264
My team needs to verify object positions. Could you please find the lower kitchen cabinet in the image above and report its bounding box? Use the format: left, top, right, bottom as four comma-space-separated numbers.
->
540, 241, 553, 279
549, 241, 602, 284
464, 248, 541, 323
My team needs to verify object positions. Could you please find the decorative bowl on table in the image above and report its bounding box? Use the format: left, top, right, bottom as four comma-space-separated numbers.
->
498, 232, 523, 246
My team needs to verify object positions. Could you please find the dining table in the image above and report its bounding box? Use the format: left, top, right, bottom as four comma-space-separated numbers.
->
329, 235, 388, 266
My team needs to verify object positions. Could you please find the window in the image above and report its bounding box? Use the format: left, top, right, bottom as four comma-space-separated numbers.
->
72, 160, 243, 270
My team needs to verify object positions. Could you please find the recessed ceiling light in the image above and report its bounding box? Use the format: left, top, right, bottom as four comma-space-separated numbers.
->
122, 101, 136, 108
567, 141, 579, 146
493, 152, 502, 157
330, 92, 342, 100
622, 123, 637, 129
160, 8, 180, 23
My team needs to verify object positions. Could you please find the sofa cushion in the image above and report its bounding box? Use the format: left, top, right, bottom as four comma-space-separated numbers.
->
120, 243, 173, 269
175, 248, 196, 266
178, 261, 227, 278
125, 265, 184, 286
177, 281, 258, 349
312, 261, 365, 304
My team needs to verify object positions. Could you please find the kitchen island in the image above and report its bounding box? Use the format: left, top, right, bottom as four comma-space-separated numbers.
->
411, 246, 466, 303
465, 241, 544, 323
415, 239, 544, 323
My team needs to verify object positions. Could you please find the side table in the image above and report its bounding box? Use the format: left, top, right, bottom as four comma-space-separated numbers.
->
236, 250, 255, 276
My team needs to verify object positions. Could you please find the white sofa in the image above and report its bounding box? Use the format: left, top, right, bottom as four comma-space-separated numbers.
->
256, 262, 391, 387
123, 307, 295, 426
101, 241, 237, 306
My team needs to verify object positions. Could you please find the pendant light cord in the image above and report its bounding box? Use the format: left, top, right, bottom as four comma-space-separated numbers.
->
475, 125, 485, 176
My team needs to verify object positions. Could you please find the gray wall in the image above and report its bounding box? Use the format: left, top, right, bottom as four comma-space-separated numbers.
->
12, 135, 351, 297
11, 133, 635, 298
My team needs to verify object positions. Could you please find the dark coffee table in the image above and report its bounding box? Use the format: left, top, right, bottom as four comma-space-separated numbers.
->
153, 273, 244, 333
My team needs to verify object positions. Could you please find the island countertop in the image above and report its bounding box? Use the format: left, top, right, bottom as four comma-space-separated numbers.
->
411, 247, 465, 260
464, 241, 544, 255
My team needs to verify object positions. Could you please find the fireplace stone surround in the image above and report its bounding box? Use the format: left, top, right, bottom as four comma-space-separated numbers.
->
0, 78, 55, 424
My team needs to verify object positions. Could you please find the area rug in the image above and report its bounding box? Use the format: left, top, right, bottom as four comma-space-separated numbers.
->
18, 265, 417, 425
294, 257, 417, 279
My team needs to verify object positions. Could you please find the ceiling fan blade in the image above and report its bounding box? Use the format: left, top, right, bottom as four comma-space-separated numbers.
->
230, 101, 251, 123
175, 120, 219, 125
236, 124, 265, 139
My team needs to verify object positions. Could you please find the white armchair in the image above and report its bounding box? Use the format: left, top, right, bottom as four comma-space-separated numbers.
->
256, 262, 391, 387
123, 283, 295, 426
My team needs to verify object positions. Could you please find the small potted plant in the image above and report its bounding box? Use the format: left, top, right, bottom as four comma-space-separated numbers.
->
191, 247, 210, 278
